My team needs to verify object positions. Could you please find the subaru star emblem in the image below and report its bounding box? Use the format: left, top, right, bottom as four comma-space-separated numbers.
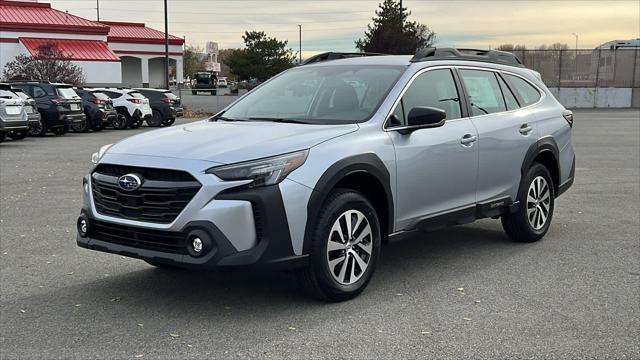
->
118, 174, 142, 191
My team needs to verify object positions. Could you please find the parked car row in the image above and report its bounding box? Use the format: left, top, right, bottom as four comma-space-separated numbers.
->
0, 81, 183, 143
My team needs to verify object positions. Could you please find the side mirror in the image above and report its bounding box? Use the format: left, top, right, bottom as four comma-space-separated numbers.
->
408, 106, 446, 127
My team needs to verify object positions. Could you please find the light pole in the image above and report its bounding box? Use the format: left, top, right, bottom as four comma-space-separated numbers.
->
298, 25, 302, 65
96, 0, 100, 21
164, 0, 169, 90
571, 33, 578, 80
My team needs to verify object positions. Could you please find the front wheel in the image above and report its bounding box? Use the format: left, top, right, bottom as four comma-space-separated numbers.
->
501, 163, 555, 242
112, 113, 128, 130
297, 189, 381, 302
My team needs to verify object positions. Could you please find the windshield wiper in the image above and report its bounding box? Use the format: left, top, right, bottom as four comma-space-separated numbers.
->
210, 112, 244, 122
248, 117, 309, 124
471, 103, 489, 115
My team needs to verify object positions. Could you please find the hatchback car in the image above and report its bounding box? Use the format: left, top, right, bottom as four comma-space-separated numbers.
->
94, 88, 152, 129
133, 88, 183, 127
11, 81, 85, 136
77, 48, 575, 301
73, 88, 117, 132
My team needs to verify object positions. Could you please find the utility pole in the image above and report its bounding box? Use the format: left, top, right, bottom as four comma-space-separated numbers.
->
298, 25, 302, 64
96, 0, 100, 21
164, 0, 170, 90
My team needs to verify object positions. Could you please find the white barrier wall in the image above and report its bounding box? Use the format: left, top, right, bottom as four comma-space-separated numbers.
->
549, 88, 634, 108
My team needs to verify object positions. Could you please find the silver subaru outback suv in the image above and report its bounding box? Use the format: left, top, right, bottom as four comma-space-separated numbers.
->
77, 48, 575, 301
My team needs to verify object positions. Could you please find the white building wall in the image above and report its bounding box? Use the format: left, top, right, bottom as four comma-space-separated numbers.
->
75, 61, 121, 86
0, 42, 26, 76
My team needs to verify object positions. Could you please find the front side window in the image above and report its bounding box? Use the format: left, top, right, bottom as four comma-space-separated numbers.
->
505, 74, 541, 106
389, 68, 462, 127
222, 65, 405, 124
459, 69, 506, 116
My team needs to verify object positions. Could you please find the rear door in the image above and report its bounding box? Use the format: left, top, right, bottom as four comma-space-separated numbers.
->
387, 67, 479, 231
457, 68, 539, 204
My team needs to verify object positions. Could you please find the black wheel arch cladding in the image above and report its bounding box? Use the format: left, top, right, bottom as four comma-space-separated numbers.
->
302, 153, 394, 255
521, 137, 560, 194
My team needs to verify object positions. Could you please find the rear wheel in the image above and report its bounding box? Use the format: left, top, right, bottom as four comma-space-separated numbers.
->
8, 130, 28, 140
297, 189, 381, 302
147, 110, 163, 127
71, 119, 89, 133
29, 117, 48, 137
501, 163, 555, 242
162, 117, 176, 127
112, 112, 128, 130
191, 90, 197, 95
50, 125, 68, 136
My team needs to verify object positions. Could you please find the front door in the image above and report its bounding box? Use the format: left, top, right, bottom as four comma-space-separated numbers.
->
387, 67, 479, 231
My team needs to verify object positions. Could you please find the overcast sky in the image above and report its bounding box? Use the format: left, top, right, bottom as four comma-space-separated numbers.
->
48, 0, 639, 56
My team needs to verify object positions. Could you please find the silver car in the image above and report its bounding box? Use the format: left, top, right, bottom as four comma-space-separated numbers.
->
0, 84, 28, 142
77, 48, 575, 301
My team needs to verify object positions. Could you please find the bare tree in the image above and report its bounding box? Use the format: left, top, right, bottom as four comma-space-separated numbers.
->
2, 43, 85, 85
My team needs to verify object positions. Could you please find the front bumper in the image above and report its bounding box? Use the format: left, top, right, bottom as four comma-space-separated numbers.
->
76, 154, 311, 269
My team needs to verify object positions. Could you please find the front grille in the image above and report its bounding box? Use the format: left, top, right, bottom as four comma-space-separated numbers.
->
91, 220, 187, 254
91, 164, 201, 224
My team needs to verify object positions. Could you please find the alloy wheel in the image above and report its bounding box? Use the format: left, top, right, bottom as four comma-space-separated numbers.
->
326, 210, 373, 285
527, 176, 551, 230
29, 119, 44, 136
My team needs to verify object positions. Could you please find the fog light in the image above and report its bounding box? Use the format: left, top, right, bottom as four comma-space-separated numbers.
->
192, 237, 203, 253
77, 216, 89, 237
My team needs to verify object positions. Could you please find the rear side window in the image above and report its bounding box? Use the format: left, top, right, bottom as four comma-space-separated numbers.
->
459, 69, 506, 116
104, 91, 122, 98
505, 74, 541, 106
497, 75, 520, 111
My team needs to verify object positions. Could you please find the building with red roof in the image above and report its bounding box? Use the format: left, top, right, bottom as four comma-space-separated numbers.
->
0, 0, 184, 87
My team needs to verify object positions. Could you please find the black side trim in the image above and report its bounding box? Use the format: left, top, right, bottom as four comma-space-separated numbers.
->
557, 155, 575, 197
214, 185, 299, 267
302, 154, 393, 254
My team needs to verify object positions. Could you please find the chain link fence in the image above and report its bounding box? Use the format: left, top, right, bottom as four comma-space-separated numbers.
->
506, 48, 640, 88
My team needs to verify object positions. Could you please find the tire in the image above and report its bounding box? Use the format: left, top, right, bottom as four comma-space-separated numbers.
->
162, 117, 176, 127
297, 189, 381, 302
112, 112, 128, 130
51, 125, 68, 136
147, 110, 163, 127
501, 163, 555, 243
129, 115, 141, 129
71, 119, 89, 133
29, 117, 48, 137
8, 130, 28, 140
191, 90, 197, 95
0, 132, 4, 143
93, 120, 104, 132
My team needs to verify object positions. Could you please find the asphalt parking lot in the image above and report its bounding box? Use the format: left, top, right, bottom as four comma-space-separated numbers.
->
1, 109, 639, 359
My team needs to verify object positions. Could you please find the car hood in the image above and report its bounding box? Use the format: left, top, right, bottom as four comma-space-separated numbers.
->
108, 120, 359, 164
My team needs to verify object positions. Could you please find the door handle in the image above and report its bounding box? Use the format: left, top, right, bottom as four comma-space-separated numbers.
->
460, 134, 477, 145
519, 124, 533, 135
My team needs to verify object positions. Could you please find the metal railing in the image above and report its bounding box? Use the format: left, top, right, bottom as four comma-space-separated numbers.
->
504, 48, 639, 88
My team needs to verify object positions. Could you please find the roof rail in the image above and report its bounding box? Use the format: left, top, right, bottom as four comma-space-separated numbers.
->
7, 79, 51, 83
301, 51, 386, 65
410, 47, 524, 67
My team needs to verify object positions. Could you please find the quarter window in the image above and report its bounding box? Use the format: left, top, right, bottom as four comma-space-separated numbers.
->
497, 75, 520, 111
390, 68, 462, 127
505, 74, 541, 106
459, 69, 506, 116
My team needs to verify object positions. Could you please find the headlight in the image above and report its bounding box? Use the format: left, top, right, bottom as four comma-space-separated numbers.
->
206, 150, 309, 188
91, 143, 113, 164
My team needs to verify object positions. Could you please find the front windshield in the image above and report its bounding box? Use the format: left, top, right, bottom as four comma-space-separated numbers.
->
222, 65, 405, 124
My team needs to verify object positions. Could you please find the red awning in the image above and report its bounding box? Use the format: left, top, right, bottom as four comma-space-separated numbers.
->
20, 37, 120, 62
